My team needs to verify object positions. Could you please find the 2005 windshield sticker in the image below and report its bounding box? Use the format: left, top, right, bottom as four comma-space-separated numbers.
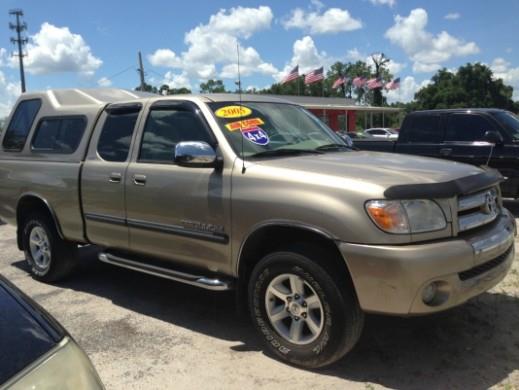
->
242, 127, 269, 146
215, 105, 252, 118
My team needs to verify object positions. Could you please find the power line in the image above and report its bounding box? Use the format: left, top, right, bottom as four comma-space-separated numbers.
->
9, 9, 28, 93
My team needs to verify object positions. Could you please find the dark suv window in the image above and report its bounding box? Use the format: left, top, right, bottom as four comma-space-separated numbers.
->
3, 99, 42, 151
445, 114, 494, 142
97, 109, 140, 162
32, 117, 86, 153
139, 109, 213, 162
403, 115, 441, 143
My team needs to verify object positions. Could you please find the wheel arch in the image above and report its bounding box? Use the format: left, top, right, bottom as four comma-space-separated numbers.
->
235, 222, 355, 310
16, 193, 64, 250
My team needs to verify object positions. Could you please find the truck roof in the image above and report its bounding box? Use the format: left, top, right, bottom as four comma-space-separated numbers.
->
19, 88, 293, 108
410, 108, 508, 115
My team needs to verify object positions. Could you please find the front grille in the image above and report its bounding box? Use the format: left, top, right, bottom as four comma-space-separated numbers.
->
457, 187, 499, 233
458, 245, 512, 281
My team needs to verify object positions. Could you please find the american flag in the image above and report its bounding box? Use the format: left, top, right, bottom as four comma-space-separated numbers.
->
367, 77, 383, 89
332, 76, 346, 89
352, 76, 367, 88
385, 77, 401, 90
304, 67, 324, 84
281, 65, 299, 84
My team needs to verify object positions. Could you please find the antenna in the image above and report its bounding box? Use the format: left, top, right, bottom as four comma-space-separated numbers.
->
236, 42, 246, 174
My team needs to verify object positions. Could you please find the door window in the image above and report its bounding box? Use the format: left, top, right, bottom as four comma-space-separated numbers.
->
32, 117, 86, 153
445, 114, 494, 142
139, 109, 213, 163
3, 99, 42, 151
97, 110, 140, 162
403, 115, 441, 143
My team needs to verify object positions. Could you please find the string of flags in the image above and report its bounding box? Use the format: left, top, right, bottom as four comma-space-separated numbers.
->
281, 64, 400, 90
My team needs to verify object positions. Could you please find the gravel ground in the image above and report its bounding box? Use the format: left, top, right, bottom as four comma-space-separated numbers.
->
1, 202, 519, 390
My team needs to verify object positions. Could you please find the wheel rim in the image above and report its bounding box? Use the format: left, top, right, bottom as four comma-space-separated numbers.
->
265, 273, 324, 345
29, 226, 51, 269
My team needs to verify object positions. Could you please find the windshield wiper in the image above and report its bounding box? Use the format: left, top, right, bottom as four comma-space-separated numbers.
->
314, 143, 351, 152
250, 148, 323, 158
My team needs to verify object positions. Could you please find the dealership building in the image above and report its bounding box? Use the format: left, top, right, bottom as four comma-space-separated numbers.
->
271, 95, 403, 132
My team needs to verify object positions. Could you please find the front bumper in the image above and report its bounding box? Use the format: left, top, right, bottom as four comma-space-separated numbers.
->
339, 210, 516, 315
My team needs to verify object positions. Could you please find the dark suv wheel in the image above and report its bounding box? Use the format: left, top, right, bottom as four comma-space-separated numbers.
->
22, 213, 77, 282
248, 245, 364, 368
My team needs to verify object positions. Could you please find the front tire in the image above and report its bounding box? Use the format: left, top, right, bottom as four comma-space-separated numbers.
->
22, 214, 77, 282
249, 247, 364, 368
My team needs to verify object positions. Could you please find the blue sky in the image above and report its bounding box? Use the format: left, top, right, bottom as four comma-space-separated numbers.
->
0, 0, 518, 115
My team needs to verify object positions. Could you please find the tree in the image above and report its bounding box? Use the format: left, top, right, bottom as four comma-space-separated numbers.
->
159, 84, 191, 95
261, 57, 394, 105
414, 63, 517, 111
135, 82, 158, 94
370, 53, 392, 106
199, 79, 226, 93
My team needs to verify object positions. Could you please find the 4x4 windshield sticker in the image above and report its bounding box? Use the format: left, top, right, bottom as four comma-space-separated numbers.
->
225, 117, 265, 131
215, 105, 252, 118
242, 127, 269, 146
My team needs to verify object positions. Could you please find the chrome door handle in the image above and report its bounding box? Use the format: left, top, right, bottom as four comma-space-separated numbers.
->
439, 148, 453, 156
108, 173, 122, 183
133, 174, 147, 186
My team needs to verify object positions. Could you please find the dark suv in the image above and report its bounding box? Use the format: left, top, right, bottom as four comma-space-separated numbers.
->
353, 109, 519, 198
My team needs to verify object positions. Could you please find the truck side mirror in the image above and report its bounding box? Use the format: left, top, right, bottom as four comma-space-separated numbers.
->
482, 130, 503, 145
174, 141, 219, 168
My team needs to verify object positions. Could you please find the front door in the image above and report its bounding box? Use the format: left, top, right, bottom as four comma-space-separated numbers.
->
82, 103, 142, 249
442, 113, 497, 167
125, 101, 231, 273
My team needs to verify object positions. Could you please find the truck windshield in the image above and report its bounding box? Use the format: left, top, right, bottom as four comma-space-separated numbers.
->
208, 102, 349, 158
492, 111, 519, 141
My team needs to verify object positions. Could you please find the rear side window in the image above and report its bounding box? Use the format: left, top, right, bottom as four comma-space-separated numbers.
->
97, 109, 140, 162
32, 117, 86, 153
403, 115, 442, 143
3, 99, 42, 151
445, 114, 494, 142
139, 109, 213, 162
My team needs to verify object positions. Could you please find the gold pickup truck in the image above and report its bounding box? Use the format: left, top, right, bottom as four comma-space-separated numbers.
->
0, 89, 515, 368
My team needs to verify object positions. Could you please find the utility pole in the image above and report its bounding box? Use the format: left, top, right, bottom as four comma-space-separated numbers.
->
9, 9, 28, 93
138, 51, 146, 91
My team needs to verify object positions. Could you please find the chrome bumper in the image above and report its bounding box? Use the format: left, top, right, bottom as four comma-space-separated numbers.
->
339, 210, 516, 315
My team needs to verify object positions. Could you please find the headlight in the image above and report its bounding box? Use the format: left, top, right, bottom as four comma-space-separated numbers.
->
365, 199, 447, 234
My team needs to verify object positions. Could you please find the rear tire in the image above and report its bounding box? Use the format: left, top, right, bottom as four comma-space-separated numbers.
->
248, 245, 364, 368
22, 214, 77, 282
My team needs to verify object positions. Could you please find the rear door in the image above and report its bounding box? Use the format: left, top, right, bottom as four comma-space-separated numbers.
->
124, 100, 231, 272
81, 103, 143, 249
442, 113, 496, 166
395, 114, 444, 158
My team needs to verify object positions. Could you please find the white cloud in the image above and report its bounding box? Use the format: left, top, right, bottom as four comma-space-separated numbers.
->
310, 0, 325, 11
97, 77, 112, 87
369, 0, 396, 7
385, 9, 479, 73
346, 48, 364, 62
276, 36, 330, 82
162, 71, 192, 90
0, 48, 7, 67
386, 76, 431, 103
148, 6, 276, 81
283, 7, 362, 34
11, 23, 102, 76
444, 12, 461, 20
0, 71, 20, 117
491, 58, 519, 100
148, 49, 182, 68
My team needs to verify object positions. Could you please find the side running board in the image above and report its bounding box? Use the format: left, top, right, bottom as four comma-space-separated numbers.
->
98, 252, 233, 291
